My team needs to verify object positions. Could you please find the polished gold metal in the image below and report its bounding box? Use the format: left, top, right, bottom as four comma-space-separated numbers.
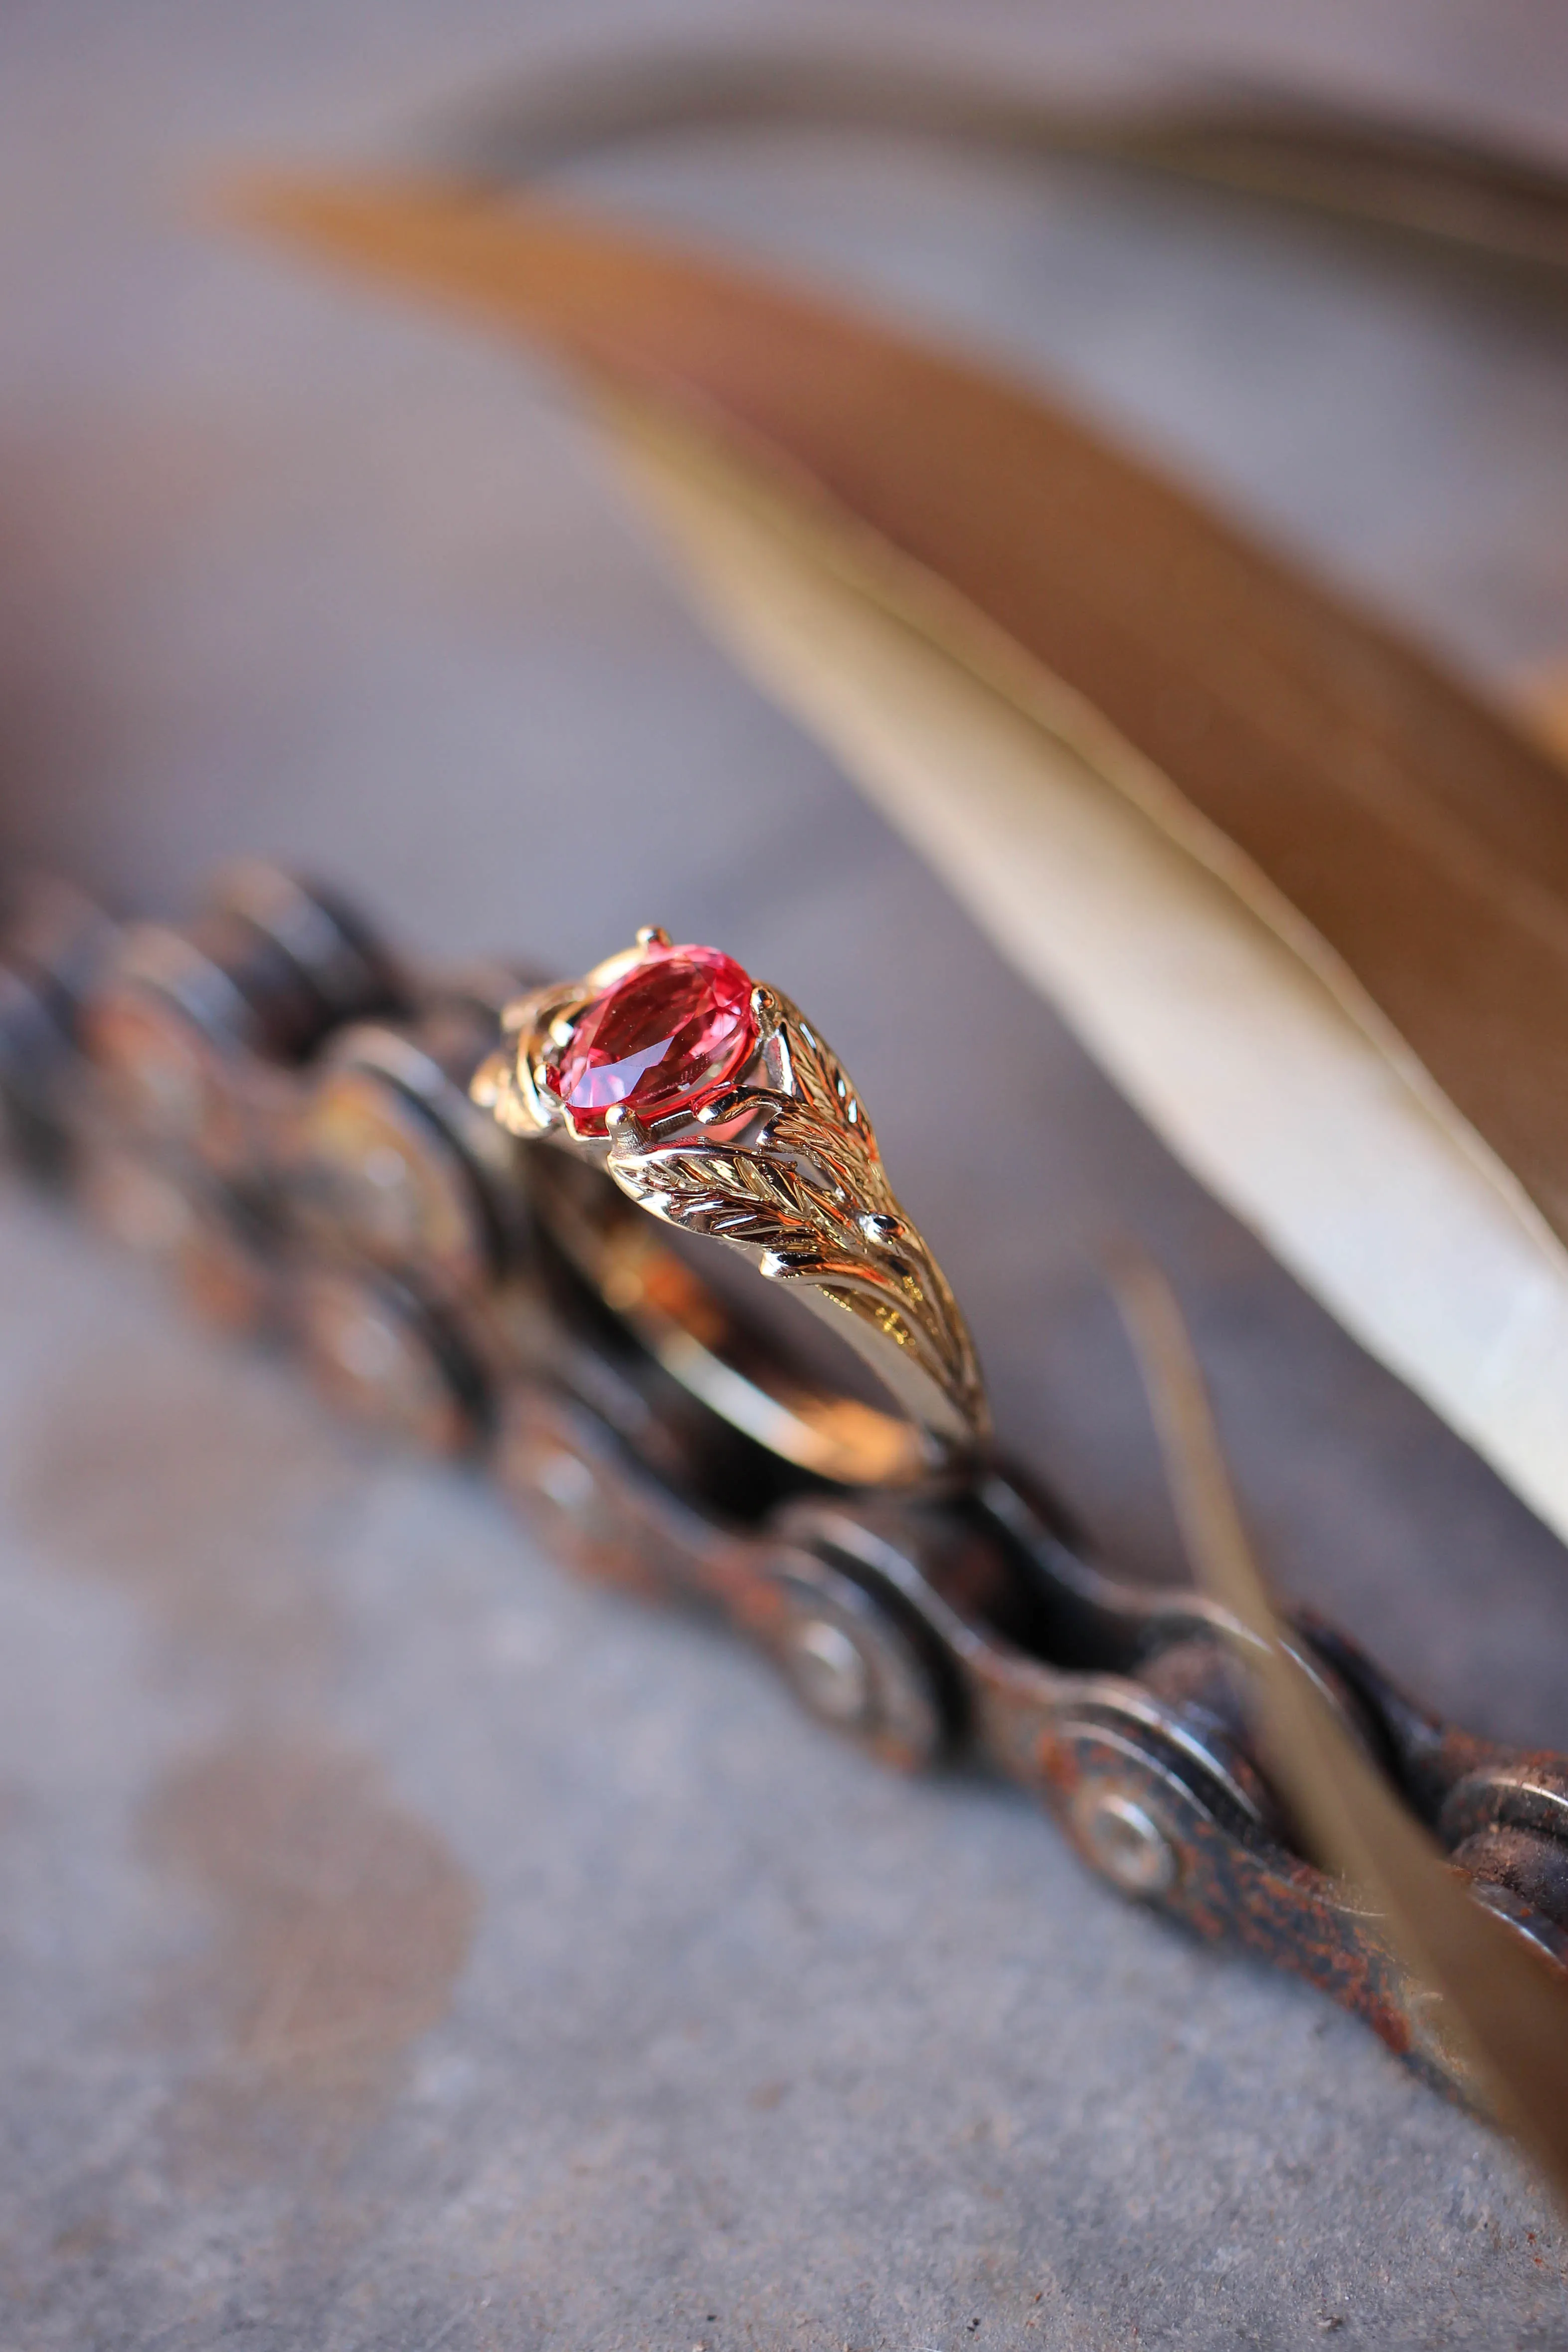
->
473, 935, 990, 1482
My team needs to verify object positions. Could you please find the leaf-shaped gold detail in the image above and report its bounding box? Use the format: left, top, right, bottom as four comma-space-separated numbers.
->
603, 995, 987, 1440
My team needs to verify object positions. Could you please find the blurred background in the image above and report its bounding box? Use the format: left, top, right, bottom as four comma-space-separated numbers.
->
5, 0, 1568, 943
5, 5, 1568, 2347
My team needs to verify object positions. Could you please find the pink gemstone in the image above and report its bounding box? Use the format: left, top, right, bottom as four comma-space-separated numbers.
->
545, 943, 757, 1135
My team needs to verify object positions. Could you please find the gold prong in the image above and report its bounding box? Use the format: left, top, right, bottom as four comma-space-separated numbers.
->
635, 925, 672, 951
604, 1101, 648, 1150
754, 987, 793, 1094
467, 1048, 507, 1110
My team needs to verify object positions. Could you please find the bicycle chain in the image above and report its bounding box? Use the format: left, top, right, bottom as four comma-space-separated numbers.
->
4, 861, 1565, 2099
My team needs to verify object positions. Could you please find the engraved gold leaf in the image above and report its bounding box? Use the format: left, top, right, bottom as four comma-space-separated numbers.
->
604, 1004, 982, 1416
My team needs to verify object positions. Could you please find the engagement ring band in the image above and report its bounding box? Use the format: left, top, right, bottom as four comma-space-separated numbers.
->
472, 928, 989, 1485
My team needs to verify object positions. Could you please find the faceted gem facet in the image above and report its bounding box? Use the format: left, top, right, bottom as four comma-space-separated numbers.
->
544, 943, 757, 1134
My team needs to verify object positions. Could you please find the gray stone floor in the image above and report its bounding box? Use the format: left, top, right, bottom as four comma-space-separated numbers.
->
2, 3, 1568, 2345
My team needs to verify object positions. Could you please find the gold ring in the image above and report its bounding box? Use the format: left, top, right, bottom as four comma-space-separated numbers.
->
472, 927, 989, 1486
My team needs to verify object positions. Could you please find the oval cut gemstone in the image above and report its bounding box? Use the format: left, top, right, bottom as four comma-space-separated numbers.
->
544, 943, 757, 1134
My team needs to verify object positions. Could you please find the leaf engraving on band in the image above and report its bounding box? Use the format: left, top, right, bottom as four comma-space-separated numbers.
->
602, 990, 988, 1441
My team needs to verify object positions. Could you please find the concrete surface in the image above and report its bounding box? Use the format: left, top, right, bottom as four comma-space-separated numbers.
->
2, 4, 1568, 2346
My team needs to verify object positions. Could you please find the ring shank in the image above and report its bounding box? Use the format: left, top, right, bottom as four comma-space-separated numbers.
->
527, 1147, 967, 1487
